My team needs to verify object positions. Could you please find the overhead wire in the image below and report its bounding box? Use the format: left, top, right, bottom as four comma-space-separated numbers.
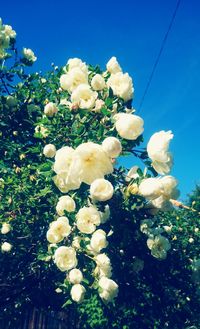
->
138, 0, 181, 113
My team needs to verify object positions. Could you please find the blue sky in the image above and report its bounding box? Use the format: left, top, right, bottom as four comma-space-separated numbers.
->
1, 0, 200, 200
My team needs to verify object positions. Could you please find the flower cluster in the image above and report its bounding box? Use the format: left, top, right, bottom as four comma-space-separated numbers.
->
39, 56, 180, 304
0, 18, 16, 59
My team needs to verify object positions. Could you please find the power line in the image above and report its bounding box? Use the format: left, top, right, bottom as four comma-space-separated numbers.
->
138, 0, 181, 113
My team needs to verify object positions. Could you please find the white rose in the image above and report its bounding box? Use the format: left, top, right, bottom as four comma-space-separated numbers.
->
107, 72, 133, 101
1, 242, 12, 252
69, 142, 113, 185
95, 253, 112, 278
106, 57, 122, 74
70, 284, 86, 303
53, 171, 81, 194
43, 144, 56, 158
71, 84, 98, 109
54, 146, 75, 174
76, 206, 101, 234
160, 175, 179, 199
47, 217, 71, 244
72, 236, 81, 249
60, 67, 88, 93
114, 113, 144, 140
67, 58, 88, 74
99, 277, 118, 302
56, 196, 76, 215
4, 25, 16, 39
54, 246, 77, 271
90, 229, 108, 253
147, 235, 171, 260
139, 177, 163, 200
90, 178, 114, 201
91, 74, 106, 91
147, 131, 173, 175
22, 48, 37, 62
1, 223, 11, 234
93, 99, 105, 112
102, 137, 122, 158
68, 268, 83, 284
44, 102, 58, 117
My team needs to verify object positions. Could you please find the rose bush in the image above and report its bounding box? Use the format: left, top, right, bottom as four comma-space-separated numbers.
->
0, 19, 200, 329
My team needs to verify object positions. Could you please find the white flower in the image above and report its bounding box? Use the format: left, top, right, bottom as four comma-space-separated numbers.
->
91, 74, 106, 91
43, 144, 56, 158
147, 235, 171, 260
114, 113, 144, 140
22, 48, 37, 62
1, 223, 11, 234
69, 142, 113, 185
102, 137, 122, 158
90, 178, 114, 202
107, 72, 133, 101
72, 236, 81, 249
4, 25, 16, 39
54, 246, 77, 271
53, 171, 81, 194
46, 217, 71, 244
60, 67, 88, 93
56, 196, 76, 215
54, 146, 75, 174
67, 58, 88, 74
147, 131, 173, 175
90, 229, 108, 253
1, 242, 12, 252
95, 253, 112, 278
68, 268, 83, 284
125, 166, 139, 182
44, 102, 58, 117
139, 177, 163, 200
76, 206, 101, 234
160, 175, 179, 199
93, 99, 105, 112
71, 84, 98, 109
99, 277, 118, 302
106, 57, 122, 74
70, 284, 86, 303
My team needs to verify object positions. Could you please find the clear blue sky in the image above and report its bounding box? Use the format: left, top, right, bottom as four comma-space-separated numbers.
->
1, 0, 200, 201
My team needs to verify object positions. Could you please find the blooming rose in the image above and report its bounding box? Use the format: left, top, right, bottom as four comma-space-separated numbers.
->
98, 277, 118, 302
102, 137, 122, 158
76, 206, 101, 234
67, 58, 88, 74
4, 25, 16, 39
1, 242, 12, 252
60, 67, 88, 93
44, 102, 58, 117
53, 171, 81, 194
71, 84, 98, 109
95, 253, 112, 278
54, 246, 77, 271
56, 195, 76, 215
90, 229, 108, 253
70, 284, 86, 303
43, 144, 56, 158
69, 142, 113, 185
106, 57, 122, 74
46, 217, 71, 244
147, 131, 173, 175
90, 178, 114, 201
147, 235, 171, 260
22, 48, 37, 63
91, 74, 106, 91
68, 268, 83, 284
114, 113, 144, 140
139, 177, 163, 200
1, 223, 11, 234
54, 146, 74, 174
107, 72, 133, 101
